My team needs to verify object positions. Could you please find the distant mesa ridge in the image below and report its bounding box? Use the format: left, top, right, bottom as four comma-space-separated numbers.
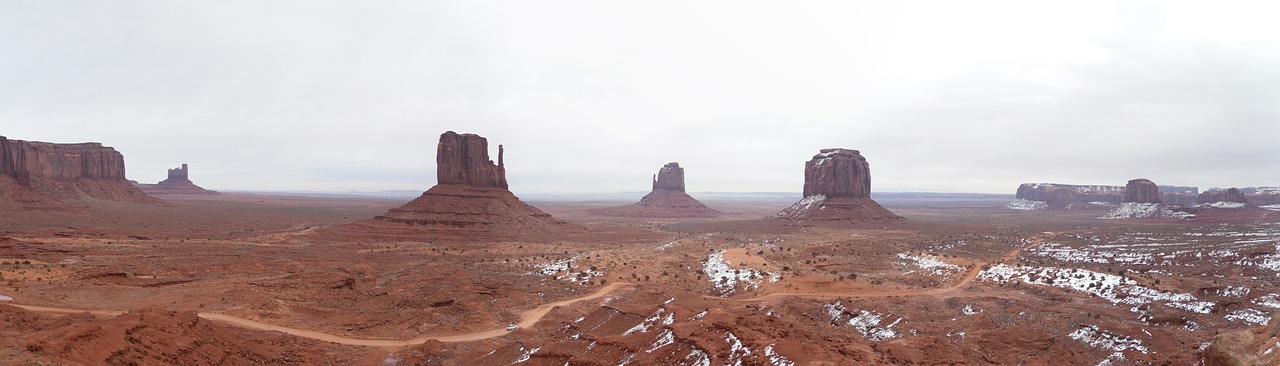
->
595, 162, 722, 217
1012, 182, 1199, 208
0, 135, 157, 209
138, 163, 218, 195
318, 131, 578, 243
775, 148, 901, 222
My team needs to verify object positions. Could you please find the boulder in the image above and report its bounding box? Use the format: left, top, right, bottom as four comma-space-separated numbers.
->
1124, 178, 1162, 203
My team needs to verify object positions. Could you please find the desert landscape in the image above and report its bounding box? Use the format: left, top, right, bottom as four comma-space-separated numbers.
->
5, 2, 1280, 365
0, 132, 1276, 365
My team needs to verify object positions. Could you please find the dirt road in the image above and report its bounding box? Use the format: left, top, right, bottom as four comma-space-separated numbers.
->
9, 282, 635, 349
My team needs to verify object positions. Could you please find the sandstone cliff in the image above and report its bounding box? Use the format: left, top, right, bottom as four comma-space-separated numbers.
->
776, 148, 900, 222
1124, 179, 1162, 203
596, 162, 721, 217
1202, 313, 1280, 366
1198, 188, 1247, 204
319, 131, 577, 243
0, 136, 157, 209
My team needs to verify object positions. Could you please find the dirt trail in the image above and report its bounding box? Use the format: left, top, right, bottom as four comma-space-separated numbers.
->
710, 233, 1054, 303
9, 282, 635, 349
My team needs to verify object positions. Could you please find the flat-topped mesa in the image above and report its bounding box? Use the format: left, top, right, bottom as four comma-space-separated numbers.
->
1197, 188, 1247, 204
1124, 178, 1162, 203
436, 131, 507, 189
776, 148, 900, 222
652, 162, 685, 192
803, 148, 871, 198
0, 136, 157, 208
318, 131, 578, 243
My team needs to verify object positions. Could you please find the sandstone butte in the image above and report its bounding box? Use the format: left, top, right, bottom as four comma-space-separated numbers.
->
774, 148, 901, 222
1198, 188, 1248, 204
595, 162, 722, 218
318, 131, 578, 243
0, 135, 157, 209
1013, 182, 1202, 208
1124, 178, 1163, 204
137, 163, 219, 195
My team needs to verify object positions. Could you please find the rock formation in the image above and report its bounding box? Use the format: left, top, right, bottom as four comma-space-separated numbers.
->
1011, 182, 1200, 209
1201, 313, 1280, 366
0, 135, 157, 209
1198, 188, 1247, 204
1124, 179, 1162, 203
775, 148, 900, 222
595, 162, 722, 217
137, 163, 218, 195
319, 131, 577, 243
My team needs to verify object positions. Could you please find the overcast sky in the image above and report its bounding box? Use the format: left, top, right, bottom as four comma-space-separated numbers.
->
2, 1, 1278, 194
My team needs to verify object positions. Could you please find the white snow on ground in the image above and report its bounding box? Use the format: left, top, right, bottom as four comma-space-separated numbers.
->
1100, 203, 1194, 219
703, 250, 778, 296
764, 344, 796, 366
823, 301, 903, 341
897, 253, 963, 275
624, 308, 674, 335
529, 255, 602, 284
656, 241, 676, 251
683, 349, 711, 366
1210, 286, 1251, 298
1201, 202, 1247, 209
961, 304, 982, 315
1069, 325, 1148, 365
979, 264, 1214, 314
1029, 242, 1153, 265
512, 346, 540, 363
1255, 294, 1280, 308
689, 310, 708, 321
645, 329, 675, 353
1262, 204, 1280, 211
1005, 199, 1048, 211
774, 195, 826, 218
724, 332, 752, 366
1225, 308, 1273, 325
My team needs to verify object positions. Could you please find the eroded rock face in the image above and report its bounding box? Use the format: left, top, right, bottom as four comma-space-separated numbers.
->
162, 164, 191, 184
0, 136, 157, 208
596, 162, 720, 217
652, 162, 685, 192
803, 149, 871, 198
777, 148, 900, 222
436, 131, 507, 189
1124, 179, 1162, 204
1202, 315, 1280, 366
319, 131, 576, 243
1198, 188, 1248, 204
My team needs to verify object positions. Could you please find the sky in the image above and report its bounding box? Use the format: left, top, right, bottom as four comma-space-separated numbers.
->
2, 0, 1278, 194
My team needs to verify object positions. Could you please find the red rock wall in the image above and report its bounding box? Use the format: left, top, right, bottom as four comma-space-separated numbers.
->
651, 162, 685, 192
1124, 178, 1163, 203
0, 136, 128, 183
802, 149, 871, 198
435, 131, 507, 189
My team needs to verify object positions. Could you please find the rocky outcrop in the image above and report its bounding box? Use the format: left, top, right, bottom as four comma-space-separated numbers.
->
652, 162, 685, 192
0, 136, 157, 209
595, 162, 721, 217
1202, 313, 1280, 366
1124, 179, 1162, 203
137, 163, 218, 195
775, 149, 900, 222
1198, 188, 1247, 204
319, 131, 577, 243
436, 131, 506, 189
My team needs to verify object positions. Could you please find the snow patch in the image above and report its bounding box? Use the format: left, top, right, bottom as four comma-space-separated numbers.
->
764, 344, 795, 366
1225, 308, 1272, 325
897, 253, 962, 276
1100, 203, 1193, 219
1006, 199, 1048, 211
979, 264, 1214, 314
703, 250, 776, 296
